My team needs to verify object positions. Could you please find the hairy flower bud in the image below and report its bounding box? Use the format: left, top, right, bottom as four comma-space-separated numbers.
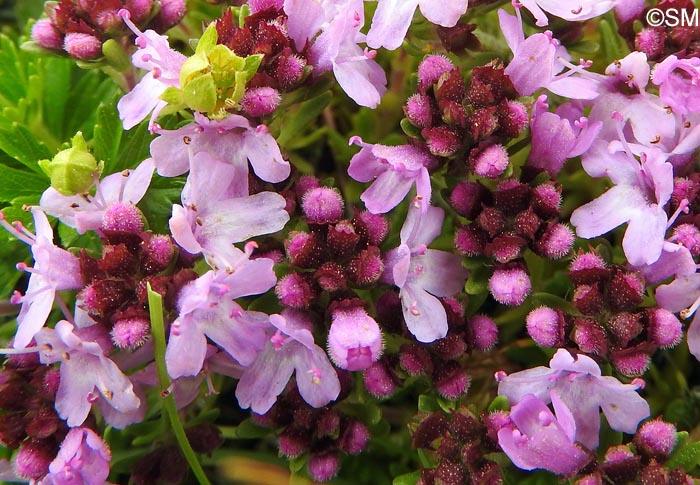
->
328, 305, 383, 371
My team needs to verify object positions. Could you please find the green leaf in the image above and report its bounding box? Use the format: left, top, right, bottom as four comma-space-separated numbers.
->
0, 123, 52, 175
196, 23, 219, 54
666, 432, 700, 471
0, 34, 26, 105
183, 73, 217, 113
93, 95, 124, 173
392, 471, 420, 485
242, 54, 264, 79
276, 91, 332, 148
400, 118, 421, 138
418, 394, 439, 413
465, 265, 490, 295
229, 419, 272, 439
487, 396, 510, 413
0, 166, 47, 202
117, 121, 155, 170
41, 57, 72, 138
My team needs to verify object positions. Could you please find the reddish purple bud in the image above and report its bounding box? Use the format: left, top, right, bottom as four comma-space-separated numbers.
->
434, 361, 470, 400
405, 94, 436, 128
450, 181, 487, 220
536, 223, 574, 259
483, 411, 511, 445
278, 428, 309, 458
186, 423, 223, 454
285, 230, 324, 268
436, 69, 466, 103
347, 246, 384, 286
31, 18, 62, 50
80, 279, 133, 318
24, 403, 60, 439
493, 180, 531, 215
531, 183, 562, 218
363, 360, 397, 398
308, 452, 340, 482
468, 106, 499, 140
526, 306, 565, 347
98, 243, 138, 277
647, 308, 683, 348
141, 234, 175, 273
573, 318, 607, 355
276, 53, 307, 90
484, 233, 526, 263
327, 220, 360, 257
102, 202, 144, 233
418, 55, 454, 89
295, 176, 320, 201
488, 267, 530, 306
275, 273, 316, 308
63, 32, 102, 60
249, 0, 284, 13
315, 409, 341, 439
634, 419, 677, 459
353, 210, 389, 246
467, 315, 498, 351
149, 0, 186, 31
375, 291, 404, 333
672, 223, 700, 255
572, 284, 604, 315
240, 87, 281, 116
126, 0, 155, 23
610, 348, 650, 376
454, 225, 486, 257
470, 144, 509, 179
302, 187, 344, 224
328, 306, 383, 371
432, 333, 468, 360
574, 473, 603, 485
635, 28, 666, 60
399, 344, 433, 376
111, 317, 150, 349
601, 444, 640, 484
441, 100, 468, 128
14, 439, 55, 480
314, 262, 347, 292
608, 312, 643, 347
608, 270, 645, 312
476, 207, 505, 238
637, 463, 668, 485
339, 420, 370, 455
422, 126, 461, 157
569, 251, 611, 285
498, 100, 529, 138
436, 23, 480, 52
434, 460, 465, 485
96, 9, 123, 33
514, 209, 542, 240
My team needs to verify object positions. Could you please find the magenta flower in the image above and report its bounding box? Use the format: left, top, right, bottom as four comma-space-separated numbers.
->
348, 136, 436, 214
39, 158, 155, 234
656, 273, 700, 361
149, 112, 290, 183
382, 205, 468, 342
236, 310, 341, 414
327, 305, 383, 371
497, 348, 650, 449
498, 393, 590, 475
166, 251, 277, 378
116, 9, 186, 130
42, 427, 111, 485
34, 321, 141, 428
1, 209, 82, 349
169, 152, 289, 271
652, 55, 700, 116
516, 0, 615, 27
366, 0, 469, 51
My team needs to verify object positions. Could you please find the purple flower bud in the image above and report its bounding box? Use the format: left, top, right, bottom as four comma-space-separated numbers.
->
141, 234, 175, 273
470, 144, 509, 179
363, 360, 397, 398
347, 246, 384, 286
608, 270, 645, 312
240, 87, 281, 117
308, 452, 340, 482
432, 333, 467, 360
327, 220, 360, 257
285, 230, 324, 268
249, 0, 283, 12
339, 420, 370, 455
399, 344, 433, 376
601, 444, 640, 483
418, 55, 454, 89
148, 0, 186, 32
434, 460, 465, 485
14, 439, 55, 480
422, 126, 461, 157
328, 306, 383, 371
536, 223, 574, 259
635, 28, 666, 60
513, 209, 542, 240
634, 419, 677, 459
672, 223, 700, 255
498, 100, 529, 138
610, 349, 650, 376
574, 473, 603, 485
484, 233, 526, 263
434, 361, 470, 400
111, 317, 150, 349
352, 211, 389, 246
488, 267, 531, 306
63, 32, 102, 60
276, 53, 307, 90
483, 411, 511, 445
477, 207, 505, 238
315, 409, 341, 439
570, 251, 606, 272
295, 176, 320, 202
102, 202, 144, 233
468, 106, 499, 140
125, 0, 155, 23
531, 182, 562, 217
450, 181, 487, 219
278, 428, 309, 458
96, 9, 123, 33
404, 94, 435, 128
467, 315, 498, 351
31, 18, 62, 50
493, 180, 531, 215
607, 312, 643, 347
572, 284, 604, 315
275, 273, 316, 309
314, 262, 347, 292
647, 308, 683, 348
573, 317, 607, 355
302, 187, 344, 224
454, 225, 486, 256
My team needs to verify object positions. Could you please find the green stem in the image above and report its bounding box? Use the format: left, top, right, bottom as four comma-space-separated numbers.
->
147, 284, 212, 485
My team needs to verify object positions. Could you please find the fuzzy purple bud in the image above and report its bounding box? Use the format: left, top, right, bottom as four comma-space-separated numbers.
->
240, 87, 281, 117
610, 350, 650, 377
422, 126, 461, 157
14, 439, 55, 480
347, 246, 384, 286
149, 0, 186, 31
111, 317, 150, 349
31, 18, 62, 50
635, 28, 665, 60
467, 315, 498, 351
399, 344, 433, 376
102, 202, 144, 233
418, 55, 454, 89
434, 361, 470, 400
454, 225, 486, 256
647, 308, 683, 348
275, 273, 315, 308
125, 0, 154, 23
363, 360, 397, 398
404, 94, 435, 128
141, 234, 175, 273
328, 306, 383, 371
63, 32, 102, 60
450, 181, 486, 219
353, 211, 389, 246
308, 452, 340, 482
276, 54, 307, 89
536, 223, 574, 259
471, 144, 509, 179
499, 100, 529, 138
488, 268, 530, 306
302, 187, 344, 224
327, 220, 360, 257
278, 428, 309, 458
339, 420, 370, 455
634, 419, 677, 459
573, 318, 607, 355
531, 183, 562, 217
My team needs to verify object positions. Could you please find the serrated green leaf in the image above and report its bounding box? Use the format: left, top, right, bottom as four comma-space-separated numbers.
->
117, 121, 155, 170
65, 73, 116, 137
0, 166, 47, 202
277, 91, 332, 148
0, 35, 26, 104
41, 57, 72, 137
392, 471, 420, 485
93, 95, 124, 173
0, 123, 52, 175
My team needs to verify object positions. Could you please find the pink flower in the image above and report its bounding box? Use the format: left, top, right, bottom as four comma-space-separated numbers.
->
327, 305, 383, 370
1, 209, 82, 349
42, 427, 111, 485
235, 310, 340, 413
516, 0, 615, 27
